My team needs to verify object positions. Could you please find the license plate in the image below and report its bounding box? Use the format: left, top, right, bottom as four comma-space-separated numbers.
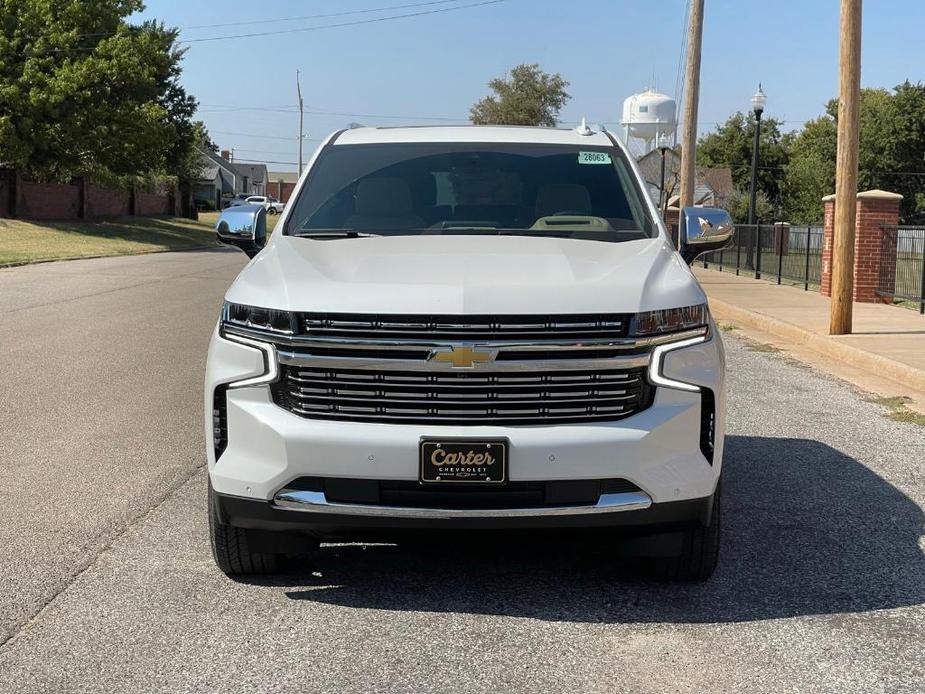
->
419, 439, 507, 484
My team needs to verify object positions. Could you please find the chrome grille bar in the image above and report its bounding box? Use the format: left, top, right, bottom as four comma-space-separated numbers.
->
272, 364, 652, 426
301, 312, 629, 342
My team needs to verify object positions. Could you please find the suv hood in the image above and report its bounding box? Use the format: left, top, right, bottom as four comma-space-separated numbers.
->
225, 234, 705, 314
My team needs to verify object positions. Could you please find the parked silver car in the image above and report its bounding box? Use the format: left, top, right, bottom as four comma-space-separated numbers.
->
232, 195, 285, 215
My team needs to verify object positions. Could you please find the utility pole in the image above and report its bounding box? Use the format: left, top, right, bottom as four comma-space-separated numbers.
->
830, 0, 862, 335
677, 0, 704, 250
297, 70, 305, 176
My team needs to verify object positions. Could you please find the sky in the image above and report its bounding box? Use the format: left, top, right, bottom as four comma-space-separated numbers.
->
136, 0, 925, 173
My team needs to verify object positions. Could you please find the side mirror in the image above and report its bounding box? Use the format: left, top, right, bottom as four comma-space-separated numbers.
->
680, 206, 735, 264
215, 204, 267, 258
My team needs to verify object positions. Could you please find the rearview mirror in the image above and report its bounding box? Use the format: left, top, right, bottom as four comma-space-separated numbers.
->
215, 204, 267, 258
680, 207, 735, 264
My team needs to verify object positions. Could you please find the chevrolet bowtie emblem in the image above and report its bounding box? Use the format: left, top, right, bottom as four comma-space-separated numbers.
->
429, 345, 495, 368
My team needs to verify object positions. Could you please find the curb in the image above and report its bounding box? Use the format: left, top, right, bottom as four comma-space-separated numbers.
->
708, 297, 925, 393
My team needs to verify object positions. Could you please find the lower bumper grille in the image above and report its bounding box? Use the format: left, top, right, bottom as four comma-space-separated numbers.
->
287, 477, 642, 510
271, 365, 654, 425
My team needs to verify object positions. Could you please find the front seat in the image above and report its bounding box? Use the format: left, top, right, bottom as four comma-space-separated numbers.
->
534, 183, 593, 219
345, 177, 424, 230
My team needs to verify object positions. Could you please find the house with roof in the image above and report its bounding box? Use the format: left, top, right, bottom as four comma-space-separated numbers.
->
193, 149, 270, 209
636, 148, 733, 209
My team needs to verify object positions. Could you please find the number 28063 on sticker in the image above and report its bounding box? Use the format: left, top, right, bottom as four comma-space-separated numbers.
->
578, 151, 612, 165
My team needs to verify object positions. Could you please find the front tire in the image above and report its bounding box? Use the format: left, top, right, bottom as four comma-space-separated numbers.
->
642, 485, 721, 582
208, 482, 284, 576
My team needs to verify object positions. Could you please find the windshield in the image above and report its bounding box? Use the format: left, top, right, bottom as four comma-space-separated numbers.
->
286, 142, 655, 242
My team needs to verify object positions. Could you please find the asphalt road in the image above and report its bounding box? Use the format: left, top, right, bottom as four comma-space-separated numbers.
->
1, 250, 923, 693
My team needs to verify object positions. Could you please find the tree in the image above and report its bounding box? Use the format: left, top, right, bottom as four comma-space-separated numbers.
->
696, 112, 792, 217
470, 64, 570, 127
779, 116, 837, 223
782, 83, 925, 223
724, 187, 773, 224
0, 1, 202, 186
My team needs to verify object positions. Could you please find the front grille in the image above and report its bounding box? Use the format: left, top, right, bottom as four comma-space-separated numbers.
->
301, 313, 630, 342
271, 365, 653, 425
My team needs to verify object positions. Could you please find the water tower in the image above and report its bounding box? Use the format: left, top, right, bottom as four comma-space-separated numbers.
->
621, 89, 677, 154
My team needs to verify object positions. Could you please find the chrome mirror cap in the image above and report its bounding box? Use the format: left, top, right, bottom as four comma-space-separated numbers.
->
215, 204, 267, 258
680, 207, 735, 264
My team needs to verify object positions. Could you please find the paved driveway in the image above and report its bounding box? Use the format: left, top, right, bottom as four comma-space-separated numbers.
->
0, 251, 923, 693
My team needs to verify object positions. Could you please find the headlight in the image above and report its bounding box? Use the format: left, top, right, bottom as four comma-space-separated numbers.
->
223, 302, 293, 335
632, 303, 708, 336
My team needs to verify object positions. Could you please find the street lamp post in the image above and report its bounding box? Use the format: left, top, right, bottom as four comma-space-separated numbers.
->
656, 133, 673, 243
657, 134, 671, 212
746, 84, 767, 272
747, 83, 766, 224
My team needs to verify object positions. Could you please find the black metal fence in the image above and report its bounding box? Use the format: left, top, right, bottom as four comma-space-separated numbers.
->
699, 224, 825, 291
877, 225, 925, 313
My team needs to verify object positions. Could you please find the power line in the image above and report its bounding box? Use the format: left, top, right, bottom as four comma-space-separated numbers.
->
199, 104, 467, 121
29, 0, 506, 54
179, 0, 507, 44
183, 0, 469, 30
228, 147, 305, 156
210, 129, 320, 141
232, 158, 300, 166
21, 0, 473, 43
674, 0, 691, 121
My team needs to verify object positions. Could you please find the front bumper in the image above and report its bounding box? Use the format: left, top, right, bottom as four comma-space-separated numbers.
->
205, 323, 726, 526
214, 487, 715, 537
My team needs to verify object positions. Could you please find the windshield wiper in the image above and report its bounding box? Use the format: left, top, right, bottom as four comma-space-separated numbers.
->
292, 230, 381, 238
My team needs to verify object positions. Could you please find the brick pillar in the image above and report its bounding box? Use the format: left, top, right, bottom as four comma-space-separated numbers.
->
10, 170, 22, 219
855, 190, 902, 302
819, 189, 903, 302
77, 177, 87, 218
820, 195, 836, 296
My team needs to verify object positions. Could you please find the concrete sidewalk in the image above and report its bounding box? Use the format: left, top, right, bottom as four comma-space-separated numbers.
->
694, 267, 925, 392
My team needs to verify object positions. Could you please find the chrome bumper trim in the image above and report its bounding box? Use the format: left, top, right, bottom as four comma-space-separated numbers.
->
271, 489, 653, 518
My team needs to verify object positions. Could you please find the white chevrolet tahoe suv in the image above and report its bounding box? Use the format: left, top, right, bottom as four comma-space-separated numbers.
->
207, 124, 734, 581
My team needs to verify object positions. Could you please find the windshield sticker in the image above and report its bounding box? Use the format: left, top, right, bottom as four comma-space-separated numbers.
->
578, 151, 612, 165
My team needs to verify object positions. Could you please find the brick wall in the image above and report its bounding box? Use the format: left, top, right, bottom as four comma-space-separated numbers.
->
820, 190, 903, 302
136, 191, 171, 216
0, 170, 180, 220
87, 185, 130, 218
20, 181, 80, 220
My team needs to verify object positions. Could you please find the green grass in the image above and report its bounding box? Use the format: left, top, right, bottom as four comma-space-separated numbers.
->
869, 396, 925, 426
0, 215, 219, 266
717, 322, 739, 332
198, 211, 220, 228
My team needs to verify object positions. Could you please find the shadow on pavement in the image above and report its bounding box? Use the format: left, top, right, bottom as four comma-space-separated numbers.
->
257, 435, 925, 624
